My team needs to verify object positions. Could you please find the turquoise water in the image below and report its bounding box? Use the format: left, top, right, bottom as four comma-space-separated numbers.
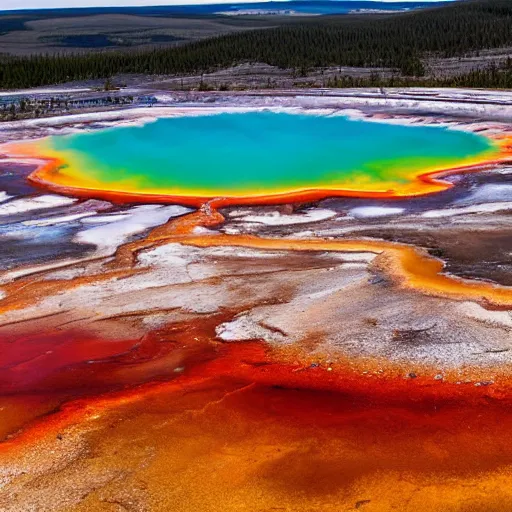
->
42, 111, 496, 197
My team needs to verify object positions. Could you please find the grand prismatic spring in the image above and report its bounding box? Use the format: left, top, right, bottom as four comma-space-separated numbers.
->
9, 112, 502, 202
1, 98, 512, 512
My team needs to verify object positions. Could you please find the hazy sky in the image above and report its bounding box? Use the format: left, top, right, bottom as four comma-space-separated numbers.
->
1, 0, 450, 11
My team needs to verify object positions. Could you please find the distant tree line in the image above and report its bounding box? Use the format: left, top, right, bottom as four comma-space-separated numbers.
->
1, 0, 512, 89
0, 94, 138, 121
324, 59, 512, 89
0, 91, 161, 121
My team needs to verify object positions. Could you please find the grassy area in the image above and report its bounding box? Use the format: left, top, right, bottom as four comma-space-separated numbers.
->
0, 11, 284, 56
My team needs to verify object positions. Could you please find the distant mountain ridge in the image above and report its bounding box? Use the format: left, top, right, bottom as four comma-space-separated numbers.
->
0, 1, 451, 16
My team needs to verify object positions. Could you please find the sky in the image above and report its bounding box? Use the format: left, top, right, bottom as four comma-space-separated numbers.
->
1, 0, 451, 11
